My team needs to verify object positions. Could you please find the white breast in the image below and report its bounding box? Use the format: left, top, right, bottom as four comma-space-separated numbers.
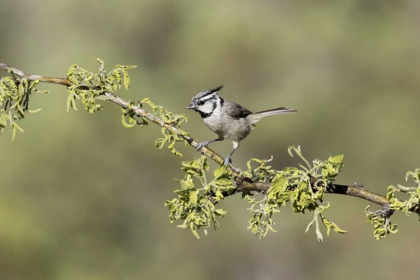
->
203, 105, 226, 138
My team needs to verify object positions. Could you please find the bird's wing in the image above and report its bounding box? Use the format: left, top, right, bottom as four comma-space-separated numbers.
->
224, 102, 252, 119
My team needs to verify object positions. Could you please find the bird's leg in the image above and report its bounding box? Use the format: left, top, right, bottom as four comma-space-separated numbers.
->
224, 141, 239, 166
196, 138, 221, 151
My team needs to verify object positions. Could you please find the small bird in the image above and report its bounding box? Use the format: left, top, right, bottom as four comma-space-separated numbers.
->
187, 85, 297, 165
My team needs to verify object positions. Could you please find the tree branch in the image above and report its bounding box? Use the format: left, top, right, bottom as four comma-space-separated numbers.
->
0, 61, 412, 214
0, 62, 237, 174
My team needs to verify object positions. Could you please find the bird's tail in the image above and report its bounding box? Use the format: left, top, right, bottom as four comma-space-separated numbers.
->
248, 107, 297, 124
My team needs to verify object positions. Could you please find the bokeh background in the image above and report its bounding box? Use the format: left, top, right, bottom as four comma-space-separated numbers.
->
1, 1, 420, 279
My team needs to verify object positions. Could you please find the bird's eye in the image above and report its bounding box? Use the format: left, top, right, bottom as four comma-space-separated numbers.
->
197, 100, 205, 106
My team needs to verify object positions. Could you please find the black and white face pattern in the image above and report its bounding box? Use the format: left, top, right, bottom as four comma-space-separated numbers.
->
190, 85, 224, 118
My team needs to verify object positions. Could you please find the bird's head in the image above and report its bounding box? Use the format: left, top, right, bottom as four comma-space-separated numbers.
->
187, 85, 224, 117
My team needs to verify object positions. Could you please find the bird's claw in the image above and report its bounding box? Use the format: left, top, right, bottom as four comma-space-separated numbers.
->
223, 156, 231, 166
196, 141, 209, 152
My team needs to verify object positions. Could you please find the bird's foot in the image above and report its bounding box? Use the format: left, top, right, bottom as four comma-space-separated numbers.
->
223, 156, 231, 166
196, 141, 210, 151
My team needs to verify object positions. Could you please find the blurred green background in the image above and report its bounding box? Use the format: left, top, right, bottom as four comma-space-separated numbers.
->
1, 1, 420, 279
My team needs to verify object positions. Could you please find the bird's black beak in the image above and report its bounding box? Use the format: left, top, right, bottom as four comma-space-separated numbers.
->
187, 103, 195, 110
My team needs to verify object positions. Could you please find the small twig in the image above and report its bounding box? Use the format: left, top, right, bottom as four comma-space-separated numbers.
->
326, 182, 389, 206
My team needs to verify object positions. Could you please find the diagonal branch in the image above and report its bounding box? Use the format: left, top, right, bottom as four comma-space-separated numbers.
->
1, 61, 410, 213
0, 62, 235, 172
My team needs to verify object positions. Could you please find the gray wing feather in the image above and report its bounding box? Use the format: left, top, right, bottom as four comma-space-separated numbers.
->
224, 102, 252, 119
